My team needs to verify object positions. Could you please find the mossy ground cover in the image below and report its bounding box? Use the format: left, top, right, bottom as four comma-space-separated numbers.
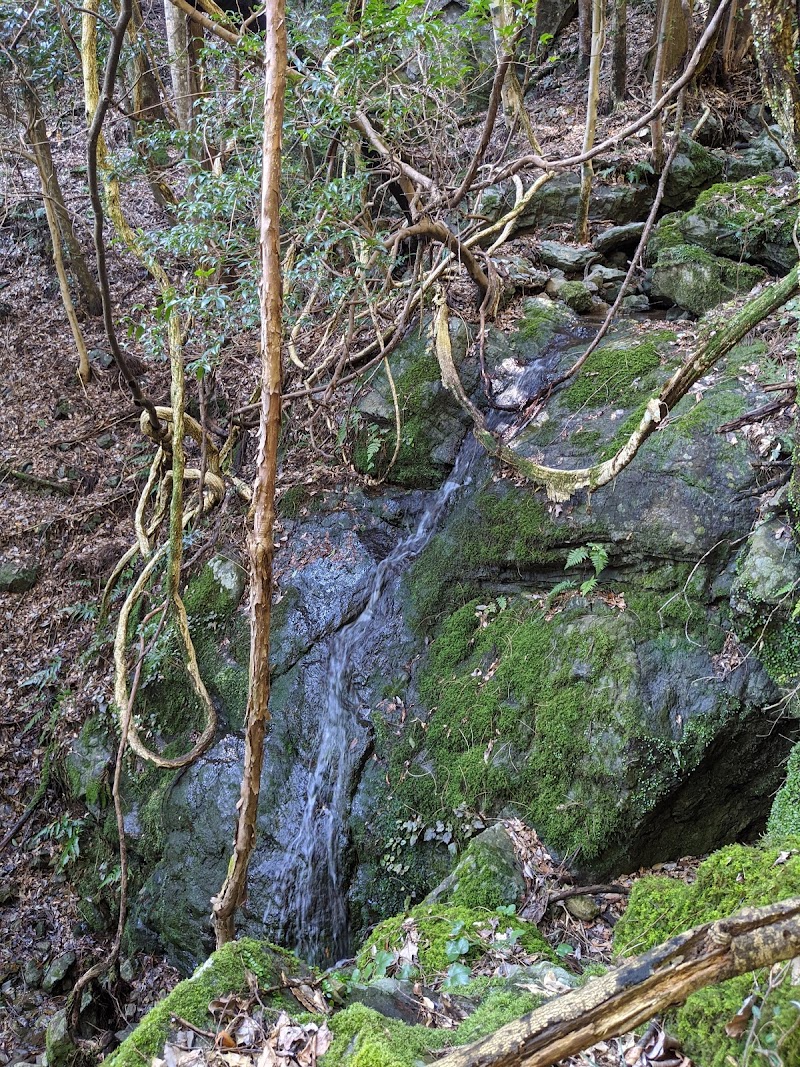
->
105, 940, 303, 1067
614, 840, 800, 1066
356, 901, 554, 982
560, 332, 675, 413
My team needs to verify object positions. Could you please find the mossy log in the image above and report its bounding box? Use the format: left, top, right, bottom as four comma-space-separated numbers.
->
434, 898, 800, 1067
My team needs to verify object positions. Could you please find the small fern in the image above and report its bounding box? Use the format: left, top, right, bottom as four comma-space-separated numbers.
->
563, 542, 609, 596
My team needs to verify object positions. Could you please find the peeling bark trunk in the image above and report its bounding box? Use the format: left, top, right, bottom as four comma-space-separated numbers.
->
211, 0, 286, 948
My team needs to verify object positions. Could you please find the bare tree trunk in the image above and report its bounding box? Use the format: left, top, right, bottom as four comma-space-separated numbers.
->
211, 0, 287, 948
576, 0, 604, 241
163, 0, 194, 130
22, 86, 102, 316
435, 899, 800, 1067
578, 0, 592, 72
126, 0, 165, 123
647, 0, 690, 77
610, 0, 627, 104
489, 0, 542, 153
750, 0, 800, 165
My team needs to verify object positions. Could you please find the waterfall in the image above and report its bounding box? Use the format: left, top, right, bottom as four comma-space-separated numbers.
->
276, 435, 482, 963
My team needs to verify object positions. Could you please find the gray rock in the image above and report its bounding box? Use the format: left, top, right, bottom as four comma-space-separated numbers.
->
592, 222, 646, 254
538, 241, 597, 274
488, 173, 654, 232
532, 0, 578, 42
731, 521, 800, 617
45, 1010, 75, 1067
558, 280, 594, 313
22, 962, 42, 988
0, 562, 39, 594
425, 824, 526, 909
494, 255, 549, 291
42, 952, 76, 993
724, 129, 788, 182
622, 294, 650, 313
207, 555, 246, 611
565, 895, 601, 921
662, 135, 725, 211
65, 718, 112, 812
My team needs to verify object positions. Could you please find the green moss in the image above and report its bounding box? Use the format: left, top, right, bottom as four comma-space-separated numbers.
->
648, 212, 685, 259
559, 282, 594, 314
614, 841, 800, 1064
615, 840, 800, 955
279, 484, 311, 518
516, 298, 564, 346
357, 902, 554, 980
760, 620, 800, 684
404, 486, 561, 630
385, 599, 645, 861
694, 174, 797, 248
653, 244, 766, 316
768, 743, 800, 839
561, 334, 673, 412
324, 1004, 447, 1067
452, 988, 542, 1045
105, 940, 302, 1067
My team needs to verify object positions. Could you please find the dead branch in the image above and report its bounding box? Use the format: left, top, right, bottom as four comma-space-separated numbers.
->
165, 0, 240, 47
390, 219, 489, 296
449, 52, 512, 209
351, 110, 435, 192
434, 897, 800, 1067
716, 395, 796, 433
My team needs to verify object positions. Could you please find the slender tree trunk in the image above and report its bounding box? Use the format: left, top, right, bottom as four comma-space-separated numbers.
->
22, 86, 102, 316
489, 0, 542, 153
578, 0, 592, 72
211, 0, 287, 948
750, 0, 800, 165
126, 0, 165, 123
611, 0, 627, 104
163, 0, 194, 130
576, 0, 604, 241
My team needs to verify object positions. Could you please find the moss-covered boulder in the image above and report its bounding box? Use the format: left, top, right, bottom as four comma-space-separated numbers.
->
652, 244, 766, 315
768, 742, 800, 840
731, 519, 800, 688
650, 172, 798, 274
558, 280, 594, 314
661, 134, 725, 211
424, 825, 526, 911
614, 841, 800, 1067
105, 940, 305, 1067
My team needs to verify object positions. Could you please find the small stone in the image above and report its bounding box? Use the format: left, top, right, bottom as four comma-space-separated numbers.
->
45, 1009, 76, 1067
22, 962, 42, 989
622, 294, 650, 313
565, 894, 601, 921
119, 958, 135, 983
0, 883, 18, 905
96, 434, 114, 449
42, 951, 76, 993
89, 349, 114, 370
0, 563, 39, 594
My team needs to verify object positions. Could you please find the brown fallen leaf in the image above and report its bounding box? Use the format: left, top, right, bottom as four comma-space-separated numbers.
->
289, 982, 330, 1015
724, 993, 755, 1038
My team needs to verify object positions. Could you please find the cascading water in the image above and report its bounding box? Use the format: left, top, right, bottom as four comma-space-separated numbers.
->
276, 435, 482, 963
274, 342, 578, 963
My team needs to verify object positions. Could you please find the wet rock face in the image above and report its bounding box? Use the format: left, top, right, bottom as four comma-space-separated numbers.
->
110, 310, 795, 971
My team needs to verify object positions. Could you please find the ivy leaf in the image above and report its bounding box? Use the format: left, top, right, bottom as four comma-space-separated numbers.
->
442, 962, 472, 989
445, 936, 471, 962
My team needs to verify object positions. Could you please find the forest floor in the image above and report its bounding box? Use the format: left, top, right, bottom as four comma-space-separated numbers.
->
0, 4, 785, 1066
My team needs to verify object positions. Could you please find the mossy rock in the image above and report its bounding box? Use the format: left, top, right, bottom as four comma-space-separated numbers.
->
652, 244, 766, 316
105, 940, 304, 1067
425, 824, 526, 911
768, 743, 800, 839
651, 172, 798, 274
558, 281, 594, 314
614, 840, 800, 1066
356, 901, 555, 982
354, 318, 474, 488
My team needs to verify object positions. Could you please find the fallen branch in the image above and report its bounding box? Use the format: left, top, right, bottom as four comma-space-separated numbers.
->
434, 897, 800, 1067
717, 395, 796, 433
547, 883, 629, 904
